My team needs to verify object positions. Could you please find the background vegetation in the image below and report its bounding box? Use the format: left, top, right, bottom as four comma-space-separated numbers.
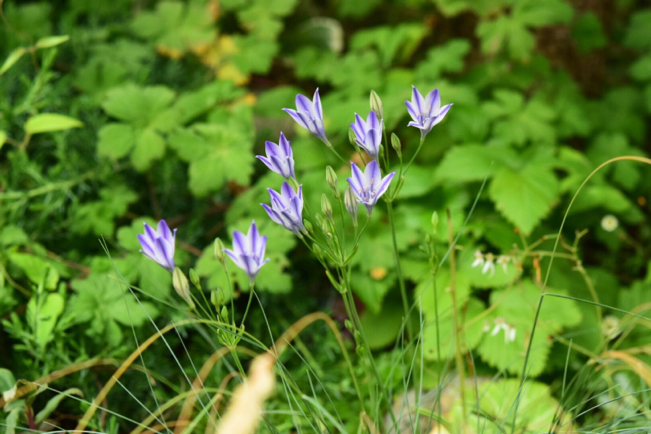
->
2, 0, 651, 432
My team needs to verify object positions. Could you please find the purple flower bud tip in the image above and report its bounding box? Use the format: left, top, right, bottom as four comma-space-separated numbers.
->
222, 220, 270, 285
138, 220, 177, 273
405, 86, 452, 139
346, 160, 395, 214
351, 110, 383, 160
261, 182, 305, 236
283, 88, 329, 144
256, 132, 296, 179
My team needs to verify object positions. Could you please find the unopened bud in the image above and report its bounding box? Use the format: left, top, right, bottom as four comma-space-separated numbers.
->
189, 268, 201, 290
370, 90, 384, 121
321, 194, 333, 220
348, 128, 356, 146
353, 330, 362, 344
345, 319, 353, 331
315, 213, 324, 228
326, 166, 339, 197
303, 219, 313, 233
173, 267, 195, 309
356, 344, 366, 357
220, 306, 229, 323
344, 186, 358, 227
391, 133, 402, 158
288, 176, 300, 191
431, 211, 439, 236
210, 288, 224, 308
214, 238, 225, 262
312, 243, 323, 261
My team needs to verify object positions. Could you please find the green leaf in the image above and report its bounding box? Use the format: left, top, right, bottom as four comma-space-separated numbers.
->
360, 300, 405, 349
630, 54, 651, 82
167, 118, 255, 197
350, 24, 428, 67
0, 48, 26, 76
131, 128, 166, 171
71, 186, 138, 236
350, 272, 395, 314
9, 253, 59, 289
35, 388, 83, 423
0, 368, 16, 395
623, 9, 651, 50
0, 130, 6, 149
435, 144, 515, 183
27, 292, 64, 347
34, 35, 70, 49
97, 123, 136, 160
102, 84, 176, 126
24, 114, 83, 134
572, 12, 606, 53
414, 39, 471, 80
488, 164, 559, 235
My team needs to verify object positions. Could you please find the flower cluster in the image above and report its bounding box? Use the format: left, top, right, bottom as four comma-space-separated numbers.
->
472, 251, 511, 277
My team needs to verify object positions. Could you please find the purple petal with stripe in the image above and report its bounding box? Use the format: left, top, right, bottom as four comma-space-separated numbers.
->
283, 108, 308, 130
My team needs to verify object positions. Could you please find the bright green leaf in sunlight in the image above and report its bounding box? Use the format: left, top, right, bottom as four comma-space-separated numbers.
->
488, 163, 559, 235
27, 293, 64, 348
24, 114, 83, 134
68, 273, 159, 346
351, 24, 428, 67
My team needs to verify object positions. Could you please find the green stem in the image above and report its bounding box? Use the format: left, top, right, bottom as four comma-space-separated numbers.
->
386, 201, 412, 340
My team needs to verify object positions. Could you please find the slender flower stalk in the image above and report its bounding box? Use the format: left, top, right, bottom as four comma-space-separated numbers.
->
138, 220, 176, 273
222, 221, 270, 286
351, 111, 382, 160
283, 89, 328, 144
261, 182, 306, 236
405, 86, 452, 139
256, 132, 295, 179
346, 160, 395, 214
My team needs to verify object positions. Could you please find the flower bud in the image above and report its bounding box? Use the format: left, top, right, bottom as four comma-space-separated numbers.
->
431, 211, 439, 236
220, 306, 229, 323
344, 185, 358, 227
214, 238, 225, 262
326, 166, 339, 197
344, 319, 353, 331
288, 176, 300, 191
189, 268, 201, 290
356, 344, 366, 357
312, 243, 323, 261
210, 288, 223, 308
321, 194, 333, 221
303, 219, 313, 233
391, 133, 402, 158
173, 267, 195, 309
348, 128, 356, 146
370, 90, 384, 121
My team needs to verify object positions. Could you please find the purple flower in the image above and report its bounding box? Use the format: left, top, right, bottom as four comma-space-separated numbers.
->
256, 132, 295, 179
283, 89, 328, 144
261, 182, 305, 236
346, 160, 395, 214
223, 221, 270, 285
138, 220, 176, 273
405, 86, 452, 138
351, 111, 383, 160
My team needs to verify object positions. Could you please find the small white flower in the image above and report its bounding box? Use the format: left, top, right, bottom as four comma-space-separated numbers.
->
489, 317, 516, 344
601, 214, 618, 232
472, 250, 484, 268
497, 255, 510, 273
482, 253, 495, 276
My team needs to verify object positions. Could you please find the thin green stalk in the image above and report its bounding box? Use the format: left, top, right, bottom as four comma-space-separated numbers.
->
386, 201, 413, 340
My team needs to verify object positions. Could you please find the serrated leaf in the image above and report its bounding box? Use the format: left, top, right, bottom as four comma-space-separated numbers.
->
435, 144, 515, 183
102, 84, 176, 126
414, 39, 471, 80
488, 164, 559, 235
24, 114, 83, 134
168, 120, 254, 197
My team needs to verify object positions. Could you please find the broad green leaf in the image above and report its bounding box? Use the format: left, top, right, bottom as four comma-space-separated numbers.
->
97, 123, 136, 160
34, 35, 70, 49
397, 165, 436, 198
488, 164, 559, 235
26, 292, 64, 347
71, 186, 138, 236
0, 48, 26, 76
350, 272, 395, 314
167, 119, 255, 197
414, 39, 471, 80
9, 253, 59, 289
131, 128, 166, 171
360, 300, 405, 349
24, 114, 83, 134
102, 84, 176, 126
435, 144, 515, 183
351, 24, 428, 67
0, 369, 16, 395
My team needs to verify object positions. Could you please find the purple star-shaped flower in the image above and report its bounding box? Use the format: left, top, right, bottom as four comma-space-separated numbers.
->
351, 111, 382, 160
283, 89, 328, 144
261, 182, 305, 236
222, 221, 270, 285
138, 220, 176, 273
256, 132, 295, 179
405, 86, 453, 139
346, 160, 395, 214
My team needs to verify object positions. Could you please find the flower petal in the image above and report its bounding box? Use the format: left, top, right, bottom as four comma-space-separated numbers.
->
232, 230, 247, 256
279, 132, 291, 157
411, 86, 425, 114
313, 88, 323, 120
365, 159, 381, 189
425, 89, 440, 115
283, 108, 308, 130
405, 100, 419, 122
296, 94, 314, 118
376, 171, 396, 198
